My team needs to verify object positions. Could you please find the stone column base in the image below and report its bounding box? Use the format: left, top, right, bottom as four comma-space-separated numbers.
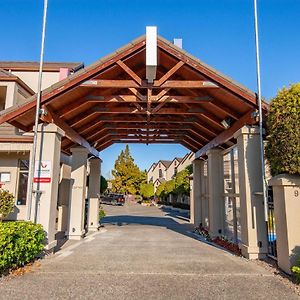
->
68, 230, 85, 240
44, 240, 58, 251
88, 226, 99, 232
239, 243, 268, 259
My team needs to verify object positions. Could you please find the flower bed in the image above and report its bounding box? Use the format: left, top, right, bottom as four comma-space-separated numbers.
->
194, 225, 241, 256
193, 225, 211, 241
212, 236, 242, 256
0, 221, 45, 274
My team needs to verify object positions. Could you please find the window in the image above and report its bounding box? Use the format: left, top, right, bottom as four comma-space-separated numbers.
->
17, 160, 29, 205
174, 167, 178, 176
159, 169, 163, 178
0, 86, 7, 111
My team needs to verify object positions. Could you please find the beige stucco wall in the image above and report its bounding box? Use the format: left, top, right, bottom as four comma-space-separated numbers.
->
147, 163, 156, 183
12, 71, 60, 92
0, 81, 32, 111
0, 82, 17, 109
166, 159, 180, 181
151, 162, 167, 183
0, 152, 30, 220
178, 153, 194, 172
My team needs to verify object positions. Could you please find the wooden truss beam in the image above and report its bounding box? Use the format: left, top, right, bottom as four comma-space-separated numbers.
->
116, 60, 142, 85
87, 128, 203, 145
60, 95, 212, 118
67, 106, 208, 127
195, 109, 256, 158
81, 80, 219, 89
44, 106, 100, 157
155, 61, 184, 86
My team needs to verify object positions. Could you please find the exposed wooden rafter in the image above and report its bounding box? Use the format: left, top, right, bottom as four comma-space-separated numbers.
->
43, 105, 100, 158
195, 110, 256, 158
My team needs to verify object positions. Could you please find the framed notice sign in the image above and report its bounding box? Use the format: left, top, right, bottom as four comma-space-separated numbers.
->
34, 161, 52, 183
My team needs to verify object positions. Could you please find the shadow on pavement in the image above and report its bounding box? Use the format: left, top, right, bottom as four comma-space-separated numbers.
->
101, 212, 196, 241
158, 206, 190, 222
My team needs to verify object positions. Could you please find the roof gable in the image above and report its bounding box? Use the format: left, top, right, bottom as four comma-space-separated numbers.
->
0, 34, 267, 158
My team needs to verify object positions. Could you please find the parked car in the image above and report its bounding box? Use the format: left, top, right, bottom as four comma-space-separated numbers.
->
100, 193, 125, 206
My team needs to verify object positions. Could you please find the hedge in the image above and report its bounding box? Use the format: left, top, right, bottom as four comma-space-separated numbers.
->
265, 83, 300, 176
0, 221, 45, 273
0, 189, 15, 220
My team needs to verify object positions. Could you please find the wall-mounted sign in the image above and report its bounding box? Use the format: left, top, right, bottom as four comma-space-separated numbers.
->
0, 172, 11, 182
34, 161, 52, 183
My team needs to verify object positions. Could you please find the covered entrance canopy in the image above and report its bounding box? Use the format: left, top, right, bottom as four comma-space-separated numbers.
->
0, 34, 268, 158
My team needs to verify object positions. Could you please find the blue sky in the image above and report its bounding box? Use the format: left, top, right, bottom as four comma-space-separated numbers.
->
1, 0, 299, 177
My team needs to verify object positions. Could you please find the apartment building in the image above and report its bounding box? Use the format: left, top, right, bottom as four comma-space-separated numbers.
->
148, 153, 194, 192
0, 61, 83, 220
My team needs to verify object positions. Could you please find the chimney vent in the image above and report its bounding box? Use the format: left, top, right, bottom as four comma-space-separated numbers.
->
174, 38, 183, 49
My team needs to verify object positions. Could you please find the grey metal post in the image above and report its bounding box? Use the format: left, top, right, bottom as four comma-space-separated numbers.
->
27, 0, 49, 221
253, 0, 268, 221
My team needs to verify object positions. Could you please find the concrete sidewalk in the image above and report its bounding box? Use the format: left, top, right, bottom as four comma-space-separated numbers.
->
0, 203, 298, 300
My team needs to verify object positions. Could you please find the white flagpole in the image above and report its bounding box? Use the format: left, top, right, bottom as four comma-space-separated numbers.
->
27, 0, 49, 221
253, 0, 268, 221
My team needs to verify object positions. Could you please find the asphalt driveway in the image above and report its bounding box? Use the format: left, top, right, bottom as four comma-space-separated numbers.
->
0, 202, 298, 300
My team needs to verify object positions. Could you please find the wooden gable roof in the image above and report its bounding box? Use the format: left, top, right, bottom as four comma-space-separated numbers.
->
0, 35, 267, 158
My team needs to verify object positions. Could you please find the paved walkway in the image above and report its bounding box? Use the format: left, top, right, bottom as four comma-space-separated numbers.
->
0, 203, 298, 299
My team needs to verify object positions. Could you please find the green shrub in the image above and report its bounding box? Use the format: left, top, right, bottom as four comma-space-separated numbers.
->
0, 221, 45, 273
292, 255, 300, 283
265, 83, 300, 176
292, 264, 300, 283
0, 189, 15, 220
99, 206, 106, 221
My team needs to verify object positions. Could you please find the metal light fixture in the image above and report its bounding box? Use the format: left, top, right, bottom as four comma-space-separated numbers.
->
221, 118, 232, 129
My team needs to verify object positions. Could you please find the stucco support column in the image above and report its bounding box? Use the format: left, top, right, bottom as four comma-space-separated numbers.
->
269, 175, 300, 274
190, 159, 203, 226
68, 146, 89, 240
207, 149, 224, 237
88, 157, 101, 232
234, 126, 268, 259
57, 163, 71, 233
34, 123, 64, 250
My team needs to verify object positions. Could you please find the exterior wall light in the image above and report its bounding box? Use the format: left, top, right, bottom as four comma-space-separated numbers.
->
221, 118, 233, 129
